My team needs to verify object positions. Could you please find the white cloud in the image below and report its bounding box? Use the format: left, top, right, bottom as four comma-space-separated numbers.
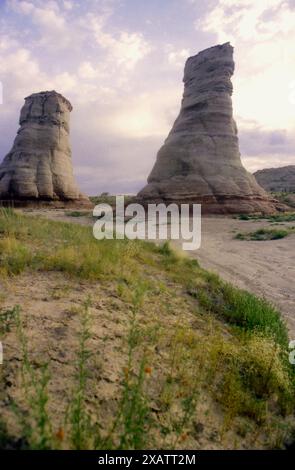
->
112, 31, 152, 70
96, 86, 181, 139
8, 0, 72, 49
63, 0, 73, 10
51, 72, 78, 94
78, 61, 98, 79
0, 35, 19, 51
168, 48, 190, 67
85, 13, 152, 72
13, 1, 34, 15
0, 1, 173, 196
243, 155, 294, 173
198, 0, 289, 43
198, 0, 295, 132
0, 47, 47, 99
2, 0, 153, 103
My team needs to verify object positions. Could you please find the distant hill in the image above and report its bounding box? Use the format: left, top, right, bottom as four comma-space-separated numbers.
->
254, 165, 295, 192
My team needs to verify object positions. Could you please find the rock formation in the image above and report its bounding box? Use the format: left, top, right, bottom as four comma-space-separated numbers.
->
0, 90, 90, 206
138, 43, 281, 214
254, 166, 295, 193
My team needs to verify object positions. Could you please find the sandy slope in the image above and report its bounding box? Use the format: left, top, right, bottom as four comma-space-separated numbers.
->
24, 209, 295, 337
174, 217, 295, 337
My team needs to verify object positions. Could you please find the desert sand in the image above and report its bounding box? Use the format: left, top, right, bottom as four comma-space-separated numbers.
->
174, 217, 295, 337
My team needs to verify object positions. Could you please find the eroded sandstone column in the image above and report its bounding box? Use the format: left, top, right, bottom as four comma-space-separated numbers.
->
0, 90, 89, 205
138, 43, 280, 214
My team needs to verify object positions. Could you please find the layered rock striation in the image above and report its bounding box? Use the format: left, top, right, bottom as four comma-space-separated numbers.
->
0, 91, 90, 206
138, 43, 281, 214
254, 166, 295, 193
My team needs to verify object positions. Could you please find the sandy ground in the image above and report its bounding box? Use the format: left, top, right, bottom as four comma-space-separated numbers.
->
174, 217, 295, 337
1, 208, 293, 448
23, 209, 295, 337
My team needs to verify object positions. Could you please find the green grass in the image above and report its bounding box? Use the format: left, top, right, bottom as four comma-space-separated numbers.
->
235, 227, 295, 241
67, 297, 94, 450
150, 246, 288, 346
65, 211, 91, 218
0, 208, 140, 279
0, 209, 295, 448
235, 213, 295, 222
196, 274, 288, 348
0, 306, 19, 334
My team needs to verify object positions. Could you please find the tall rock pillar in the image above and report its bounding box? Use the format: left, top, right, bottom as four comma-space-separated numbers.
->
0, 90, 89, 205
138, 43, 280, 214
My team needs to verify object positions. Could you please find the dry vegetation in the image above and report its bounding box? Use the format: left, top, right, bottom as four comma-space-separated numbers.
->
234, 210, 295, 241
235, 227, 295, 241
0, 208, 295, 450
272, 192, 295, 209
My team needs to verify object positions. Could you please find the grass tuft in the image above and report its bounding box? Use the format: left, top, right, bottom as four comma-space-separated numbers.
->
197, 273, 288, 348
65, 211, 91, 218
67, 298, 93, 450
235, 212, 295, 223
235, 227, 294, 241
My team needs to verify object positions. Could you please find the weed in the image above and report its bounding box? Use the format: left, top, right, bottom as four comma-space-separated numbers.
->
235, 228, 293, 241
12, 307, 53, 449
271, 193, 295, 210
67, 297, 93, 449
113, 283, 151, 450
65, 211, 91, 218
197, 275, 288, 347
158, 241, 173, 256
0, 306, 18, 334
0, 237, 32, 275
50, 284, 71, 300
235, 212, 295, 223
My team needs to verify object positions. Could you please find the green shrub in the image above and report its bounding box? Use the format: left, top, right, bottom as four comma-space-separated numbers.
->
0, 306, 19, 334
197, 275, 288, 347
235, 212, 295, 223
65, 211, 91, 218
0, 237, 32, 275
235, 228, 292, 241
211, 333, 294, 421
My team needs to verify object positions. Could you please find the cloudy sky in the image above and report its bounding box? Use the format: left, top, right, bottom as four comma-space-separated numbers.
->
0, 0, 294, 195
